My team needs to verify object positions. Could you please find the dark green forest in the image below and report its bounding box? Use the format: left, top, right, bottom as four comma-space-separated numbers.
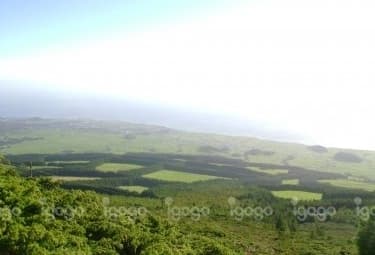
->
1, 153, 375, 254
0, 155, 238, 255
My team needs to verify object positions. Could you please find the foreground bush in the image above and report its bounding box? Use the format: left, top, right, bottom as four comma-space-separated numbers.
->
0, 161, 236, 255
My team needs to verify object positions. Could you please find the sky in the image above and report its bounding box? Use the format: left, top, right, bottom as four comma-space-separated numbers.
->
0, 0, 375, 150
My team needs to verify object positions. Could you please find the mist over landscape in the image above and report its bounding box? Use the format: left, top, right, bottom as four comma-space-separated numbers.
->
1, 1, 375, 150
1, 0, 375, 254
0, 82, 305, 143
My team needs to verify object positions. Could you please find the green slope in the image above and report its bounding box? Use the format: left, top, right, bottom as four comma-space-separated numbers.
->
1, 118, 375, 180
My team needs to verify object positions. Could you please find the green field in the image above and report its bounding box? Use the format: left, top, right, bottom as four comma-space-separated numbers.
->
282, 179, 300, 185
47, 161, 90, 164
347, 176, 366, 182
271, 190, 322, 201
117, 185, 149, 193
1, 159, 360, 254
319, 179, 375, 192
48, 176, 101, 182
3, 119, 375, 182
96, 163, 143, 172
249, 167, 289, 175
0, 128, 198, 155
32, 166, 62, 170
143, 170, 228, 183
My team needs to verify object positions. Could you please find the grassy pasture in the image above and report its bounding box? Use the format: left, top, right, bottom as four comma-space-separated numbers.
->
96, 163, 143, 173
117, 186, 149, 193
32, 166, 62, 170
0, 129, 198, 155
143, 170, 228, 183
209, 163, 234, 167
4, 118, 375, 180
282, 179, 300, 185
47, 161, 90, 164
248, 167, 289, 175
272, 190, 322, 201
347, 176, 366, 182
48, 176, 101, 182
319, 179, 375, 192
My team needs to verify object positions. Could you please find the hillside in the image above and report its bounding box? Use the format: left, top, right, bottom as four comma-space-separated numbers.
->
2, 119, 375, 254
0, 158, 237, 255
0, 155, 364, 254
1, 118, 375, 181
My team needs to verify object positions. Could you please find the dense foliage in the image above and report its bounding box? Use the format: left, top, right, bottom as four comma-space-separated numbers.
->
358, 216, 375, 255
0, 160, 236, 255
3, 152, 374, 254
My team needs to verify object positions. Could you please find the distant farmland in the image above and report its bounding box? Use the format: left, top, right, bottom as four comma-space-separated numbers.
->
272, 190, 322, 201
143, 170, 229, 183
96, 163, 143, 173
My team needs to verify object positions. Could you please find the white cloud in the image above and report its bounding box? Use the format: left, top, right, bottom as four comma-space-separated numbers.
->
1, 0, 375, 149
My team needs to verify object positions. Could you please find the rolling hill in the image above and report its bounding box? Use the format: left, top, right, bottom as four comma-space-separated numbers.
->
1, 117, 375, 181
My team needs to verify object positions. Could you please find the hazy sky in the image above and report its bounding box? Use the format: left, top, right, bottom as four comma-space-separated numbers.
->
0, 0, 375, 150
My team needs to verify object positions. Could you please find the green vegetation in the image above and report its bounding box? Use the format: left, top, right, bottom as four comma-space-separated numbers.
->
47, 160, 90, 164
348, 176, 366, 182
8, 152, 340, 197
49, 176, 101, 182
3, 118, 375, 180
96, 163, 143, 172
0, 152, 369, 254
358, 217, 375, 255
143, 170, 227, 183
248, 167, 289, 175
271, 190, 322, 201
282, 179, 300, 185
0, 159, 238, 255
3, 119, 375, 254
32, 166, 62, 170
118, 185, 149, 193
319, 179, 375, 192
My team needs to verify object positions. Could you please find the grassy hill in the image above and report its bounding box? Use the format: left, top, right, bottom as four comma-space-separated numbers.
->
2, 118, 375, 254
0, 155, 362, 254
0, 158, 241, 255
1, 118, 375, 181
